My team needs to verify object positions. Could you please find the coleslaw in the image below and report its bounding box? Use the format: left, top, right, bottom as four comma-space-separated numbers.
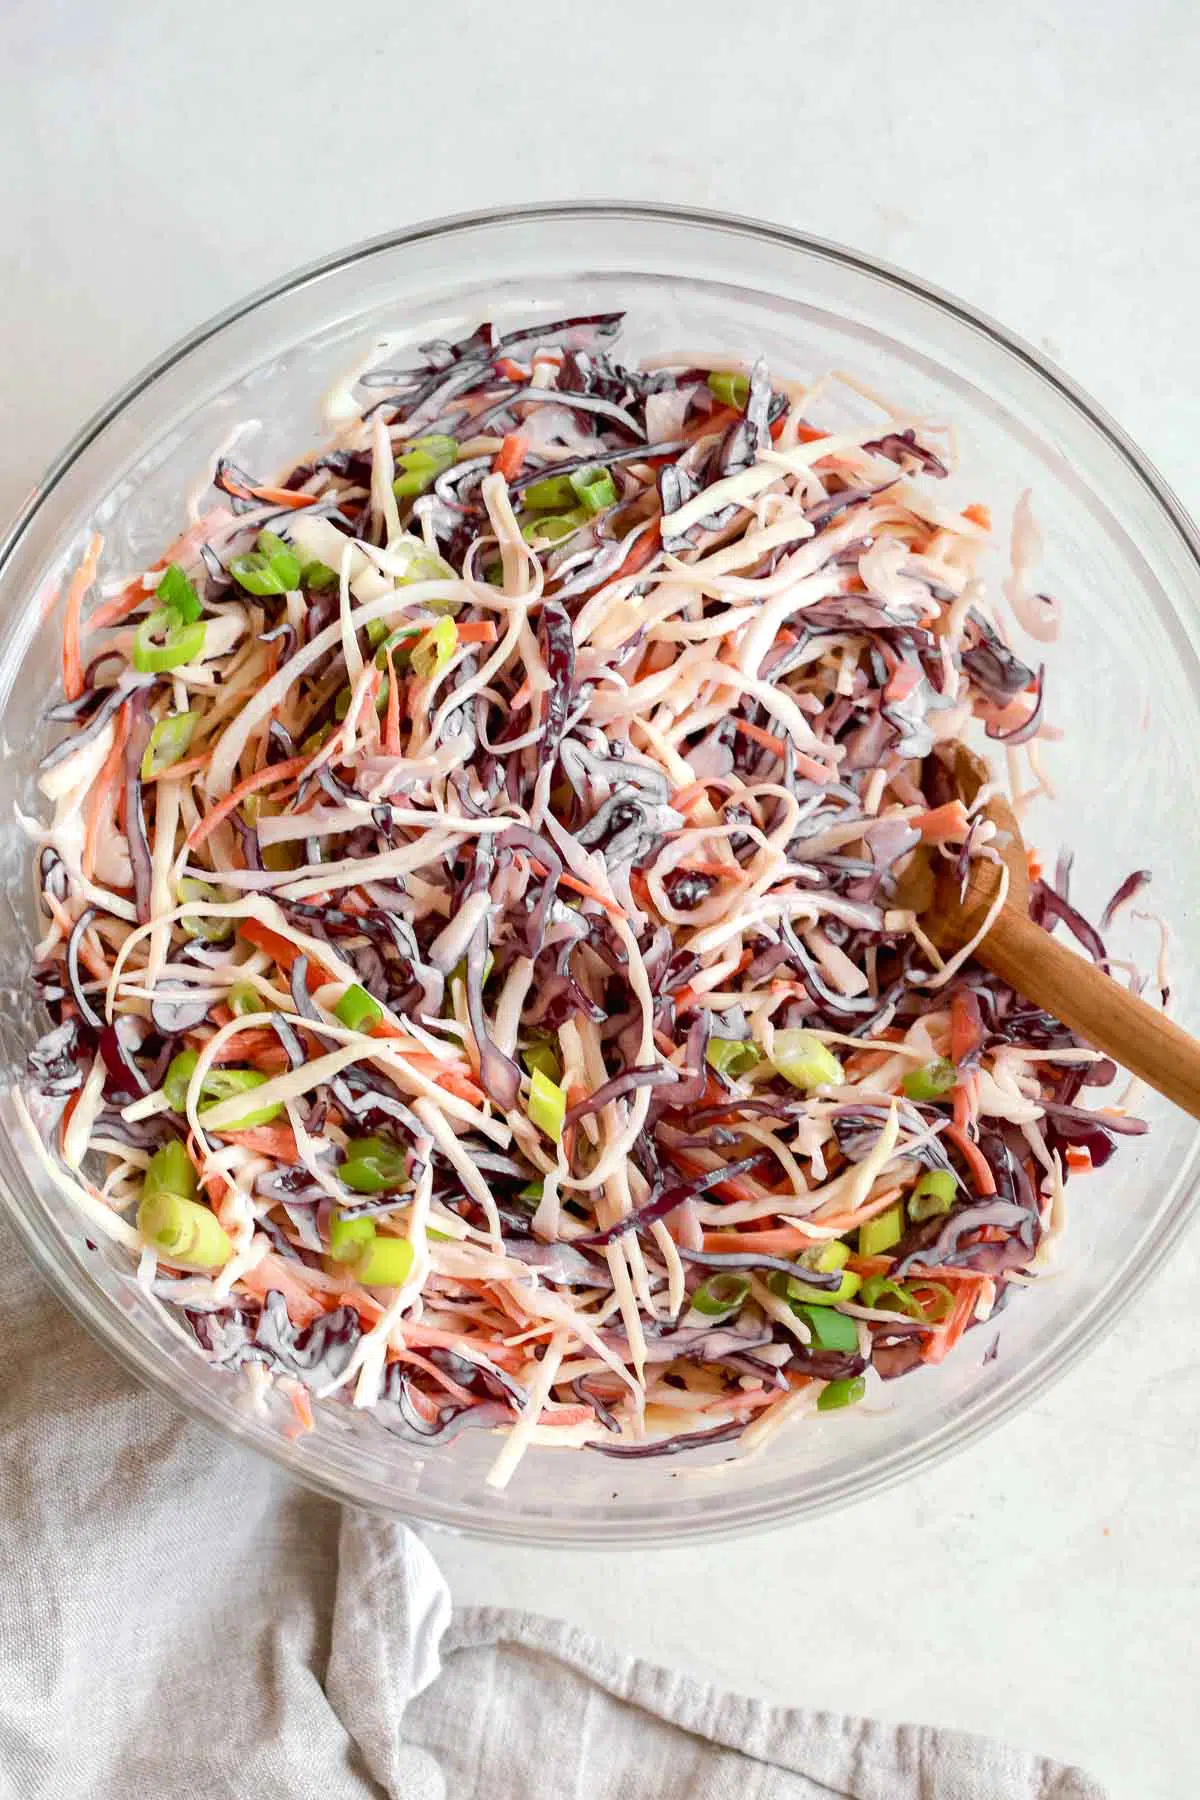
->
19, 312, 1145, 1487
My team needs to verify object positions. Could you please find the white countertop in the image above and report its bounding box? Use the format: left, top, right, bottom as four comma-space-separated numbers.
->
4, 3, 1198, 1795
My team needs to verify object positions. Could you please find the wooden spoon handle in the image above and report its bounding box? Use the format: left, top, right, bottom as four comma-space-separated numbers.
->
976, 905, 1200, 1120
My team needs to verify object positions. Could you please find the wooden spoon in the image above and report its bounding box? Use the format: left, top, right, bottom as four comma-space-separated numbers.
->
918, 743, 1200, 1120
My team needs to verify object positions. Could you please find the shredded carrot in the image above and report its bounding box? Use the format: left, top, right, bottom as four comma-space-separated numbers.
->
238, 919, 334, 985
186, 753, 311, 848
1065, 1147, 1093, 1172
962, 503, 992, 531
545, 867, 628, 920
609, 523, 661, 585
731, 719, 833, 784
384, 642, 403, 755
492, 433, 529, 480
220, 1123, 301, 1159
637, 641, 676, 680
432, 1068, 489, 1106
43, 892, 110, 981
848, 1253, 986, 1285
61, 534, 103, 700
82, 701, 130, 881
950, 989, 984, 1064
59, 1088, 82, 1154
493, 357, 528, 383
88, 575, 149, 632
286, 1385, 315, 1435
538, 1405, 595, 1429
142, 749, 211, 785
952, 1082, 971, 1134
239, 1255, 327, 1325
922, 1278, 986, 1363
703, 1227, 816, 1256
226, 479, 316, 511
669, 780, 720, 815
883, 662, 922, 705
944, 1123, 998, 1196
914, 801, 970, 845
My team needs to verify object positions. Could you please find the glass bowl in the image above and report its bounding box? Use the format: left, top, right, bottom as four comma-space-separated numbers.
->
1, 203, 1197, 1546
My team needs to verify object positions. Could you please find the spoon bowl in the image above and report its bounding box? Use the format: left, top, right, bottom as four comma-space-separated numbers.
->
922, 745, 1200, 1120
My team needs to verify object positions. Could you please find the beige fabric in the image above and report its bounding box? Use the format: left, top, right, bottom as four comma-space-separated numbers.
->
0, 1217, 1107, 1799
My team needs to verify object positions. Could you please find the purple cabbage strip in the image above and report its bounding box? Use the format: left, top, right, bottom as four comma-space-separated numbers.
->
1028, 879, 1108, 964
563, 1065, 678, 1126
1100, 869, 1151, 932
535, 600, 575, 774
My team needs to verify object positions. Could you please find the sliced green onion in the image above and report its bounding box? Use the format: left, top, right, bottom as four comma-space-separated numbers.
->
131, 608, 206, 674
902, 1057, 957, 1102
799, 1239, 850, 1275
228, 982, 262, 1018
339, 1135, 408, 1193
912, 1280, 956, 1324
517, 1180, 544, 1205
177, 877, 233, 942
705, 1037, 761, 1080
771, 1029, 844, 1092
165, 1054, 279, 1127
522, 1041, 562, 1084
255, 530, 302, 590
522, 473, 578, 510
228, 531, 303, 596
351, 1233, 415, 1287
908, 1169, 957, 1221
142, 1139, 198, 1206
156, 563, 202, 624
568, 465, 619, 514
301, 558, 338, 590
785, 1269, 862, 1307
227, 553, 286, 596
365, 617, 394, 649
794, 1303, 859, 1352
392, 435, 459, 499
335, 680, 392, 721
373, 626, 420, 669
528, 1067, 567, 1142
138, 1189, 232, 1270
519, 507, 589, 545
195, 1067, 280, 1130
329, 1209, 377, 1263
484, 562, 505, 586
817, 1375, 866, 1412
411, 616, 458, 681
859, 1274, 925, 1317
164, 1050, 199, 1112
140, 711, 198, 780
707, 370, 750, 409
858, 1203, 905, 1258
691, 1273, 751, 1317
401, 549, 457, 589
334, 983, 383, 1033
261, 835, 302, 874
446, 949, 493, 999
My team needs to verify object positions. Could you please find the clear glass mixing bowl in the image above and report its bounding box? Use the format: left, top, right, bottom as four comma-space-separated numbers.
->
1, 204, 1197, 1545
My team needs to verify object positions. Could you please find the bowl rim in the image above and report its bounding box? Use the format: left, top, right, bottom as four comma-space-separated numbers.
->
3, 199, 1199, 1546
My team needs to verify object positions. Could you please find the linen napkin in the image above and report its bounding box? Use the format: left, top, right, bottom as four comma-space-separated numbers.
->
0, 1216, 1107, 1800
